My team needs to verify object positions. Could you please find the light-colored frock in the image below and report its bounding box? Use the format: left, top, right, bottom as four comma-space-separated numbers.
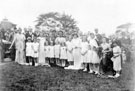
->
81, 42, 89, 63
32, 42, 39, 58
111, 46, 122, 71
72, 38, 82, 69
38, 37, 46, 64
89, 39, 100, 64
49, 46, 55, 58
14, 33, 25, 64
54, 44, 60, 58
66, 41, 73, 62
60, 46, 67, 59
26, 42, 33, 57
45, 46, 50, 58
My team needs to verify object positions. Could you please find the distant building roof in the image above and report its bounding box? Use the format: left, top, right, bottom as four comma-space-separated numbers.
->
117, 23, 132, 29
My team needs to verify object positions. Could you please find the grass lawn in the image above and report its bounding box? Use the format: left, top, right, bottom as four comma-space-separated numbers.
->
0, 60, 134, 91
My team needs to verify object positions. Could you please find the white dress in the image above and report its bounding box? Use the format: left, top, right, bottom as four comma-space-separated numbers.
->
89, 39, 100, 64
26, 42, 32, 57
45, 46, 50, 58
49, 46, 55, 58
38, 37, 46, 64
32, 42, 39, 58
81, 42, 89, 63
87, 49, 93, 63
66, 41, 73, 62
54, 44, 60, 58
111, 46, 122, 71
72, 38, 82, 69
60, 46, 67, 59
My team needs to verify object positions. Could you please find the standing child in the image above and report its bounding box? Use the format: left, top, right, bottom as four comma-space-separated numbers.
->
60, 42, 67, 67
31, 38, 39, 66
54, 41, 60, 66
26, 37, 33, 65
49, 41, 55, 66
87, 44, 93, 72
81, 35, 89, 71
44, 40, 50, 66
65, 36, 73, 69
111, 41, 122, 78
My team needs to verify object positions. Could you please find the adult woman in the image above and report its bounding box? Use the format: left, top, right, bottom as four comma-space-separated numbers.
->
9, 28, 26, 64
71, 33, 82, 70
38, 33, 46, 65
100, 37, 114, 75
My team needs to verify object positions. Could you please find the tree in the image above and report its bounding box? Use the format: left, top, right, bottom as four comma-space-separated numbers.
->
35, 12, 79, 36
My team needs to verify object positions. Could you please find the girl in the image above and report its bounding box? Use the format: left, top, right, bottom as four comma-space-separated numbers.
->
44, 40, 50, 66
31, 38, 39, 66
81, 35, 89, 71
65, 35, 73, 69
49, 41, 55, 66
89, 33, 100, 74
26, 37, 33, 65
54, 41, 60, 66
87, 44, 92, 72
111, 41, 122, 78
60, 42, 67, 67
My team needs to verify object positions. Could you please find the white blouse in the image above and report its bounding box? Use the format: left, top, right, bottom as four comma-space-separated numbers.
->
71, 38, 82, 49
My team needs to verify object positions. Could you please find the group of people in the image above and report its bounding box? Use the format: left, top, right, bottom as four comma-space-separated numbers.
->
1, 27, 133, 78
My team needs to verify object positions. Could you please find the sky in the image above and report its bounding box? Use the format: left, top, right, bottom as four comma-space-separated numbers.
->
0, 0, 135, 35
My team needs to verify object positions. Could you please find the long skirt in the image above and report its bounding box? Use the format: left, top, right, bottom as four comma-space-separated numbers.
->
38, 50, 46, 65
72, 48, 81, 69
15, 49, 25, 64
67, 51, 73, 62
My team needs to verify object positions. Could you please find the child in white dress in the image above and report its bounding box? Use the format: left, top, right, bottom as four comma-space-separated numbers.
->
60, 42, 67, 67
65, 36, 73, 69
81, 35, 89, 71
31, 38, 39, 66
44, 40, 50, 66
26, 37, 33, 65
49, 41, 55, 65
54, 41, 60, 66
87, 44, 93, 72
111, 41, 122, 78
